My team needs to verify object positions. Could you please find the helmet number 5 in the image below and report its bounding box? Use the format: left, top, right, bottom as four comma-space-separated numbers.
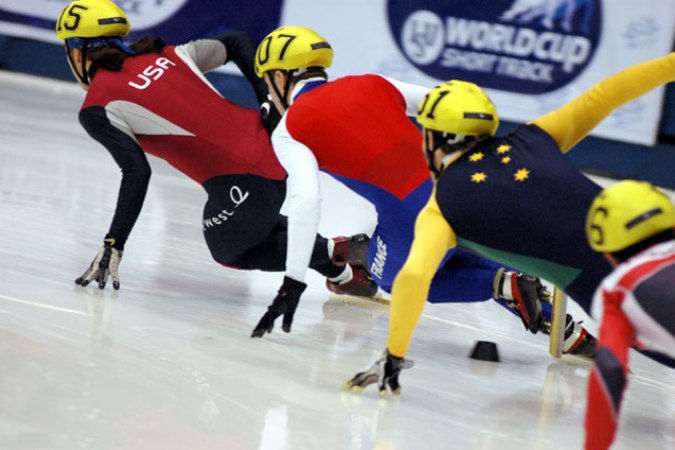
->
58, 4, 87, 32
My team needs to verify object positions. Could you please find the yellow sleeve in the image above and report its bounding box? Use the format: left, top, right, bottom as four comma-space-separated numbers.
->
386, 191, 457, 357
533, 53, 675, 153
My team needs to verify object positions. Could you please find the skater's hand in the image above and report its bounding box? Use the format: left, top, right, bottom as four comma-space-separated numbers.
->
75, 238, 123, 290
251, 276, 306, 337
343, 349, 414, 397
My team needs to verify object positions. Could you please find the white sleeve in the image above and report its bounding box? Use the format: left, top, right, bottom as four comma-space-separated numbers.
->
175, 40, 226, 73
271, 115, 322, 282
376, 74, 431, 117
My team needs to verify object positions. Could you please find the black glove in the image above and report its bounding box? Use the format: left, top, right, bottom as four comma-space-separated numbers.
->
260, 95, 281, 135
75, 237, 123, 290
251, 276, 307, 338
343, 349, 414, 397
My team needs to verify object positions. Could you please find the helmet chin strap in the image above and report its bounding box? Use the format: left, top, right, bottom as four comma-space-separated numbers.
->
281, 70, 295, 109
65, 37, 136, 87
65, 40, 91, 86
425, 131, 477, 179
265, 71, 293, 111
424, 132, 442, 180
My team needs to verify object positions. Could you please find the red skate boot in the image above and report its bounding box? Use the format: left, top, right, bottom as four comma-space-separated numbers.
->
330, 234, 370, 266
326, 264, 379, 298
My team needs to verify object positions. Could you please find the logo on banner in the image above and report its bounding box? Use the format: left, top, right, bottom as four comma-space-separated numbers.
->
388, 0, 601, 94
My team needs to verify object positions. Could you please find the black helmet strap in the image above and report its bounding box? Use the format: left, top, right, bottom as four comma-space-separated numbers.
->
425, 131, 481, 179
424, 131, 443, 180
65, 39, 92, 86
264, 70, 292, 110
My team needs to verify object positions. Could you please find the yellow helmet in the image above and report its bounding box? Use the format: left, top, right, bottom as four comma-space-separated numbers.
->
586, 180, 675, 252
417, 80, 499, 137
255, 26, 333, 77
56, 0, 130, 41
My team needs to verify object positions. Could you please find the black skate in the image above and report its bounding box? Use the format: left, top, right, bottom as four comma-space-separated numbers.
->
331, 234, 370, 266
326, 264, 379, 298
496, 270, 545, 334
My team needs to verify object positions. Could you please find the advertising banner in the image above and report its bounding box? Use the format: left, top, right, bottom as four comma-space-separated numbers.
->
280, 0, 675, 146
1, 0, 673, 145
0, 0, 282, 77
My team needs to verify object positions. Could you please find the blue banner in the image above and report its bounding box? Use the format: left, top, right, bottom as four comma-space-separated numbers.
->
388, 0, 603, 95
0, 0, 282, 45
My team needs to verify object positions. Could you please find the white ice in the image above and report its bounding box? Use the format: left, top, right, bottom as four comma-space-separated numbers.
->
0, 71, 673, 450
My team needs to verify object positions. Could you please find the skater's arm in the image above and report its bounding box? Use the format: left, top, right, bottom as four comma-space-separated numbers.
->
79, 106, 151, 248
387, 193, 457, 357
271, 115, 322, 283
176, 39, 226, 74
72, 106, 150, 290
533, 53, 675, 153
216, 32, 269, 105
584, 290, 633, 450
378, 75, 431, 117
179, 33, 268, 105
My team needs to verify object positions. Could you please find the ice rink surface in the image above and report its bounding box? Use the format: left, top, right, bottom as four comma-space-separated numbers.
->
0, 71, 673, 450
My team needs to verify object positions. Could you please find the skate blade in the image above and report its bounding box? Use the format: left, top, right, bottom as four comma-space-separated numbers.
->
342, 381, 366, 393
560, 353, 594, 367
329, 293, 390, 306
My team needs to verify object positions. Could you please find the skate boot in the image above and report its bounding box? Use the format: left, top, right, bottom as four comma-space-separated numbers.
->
326, 264, 379, 298
561, 314, 598, 359
330, 234, 370, 266
540, 313, 598, 359
495, 269, 545, 334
